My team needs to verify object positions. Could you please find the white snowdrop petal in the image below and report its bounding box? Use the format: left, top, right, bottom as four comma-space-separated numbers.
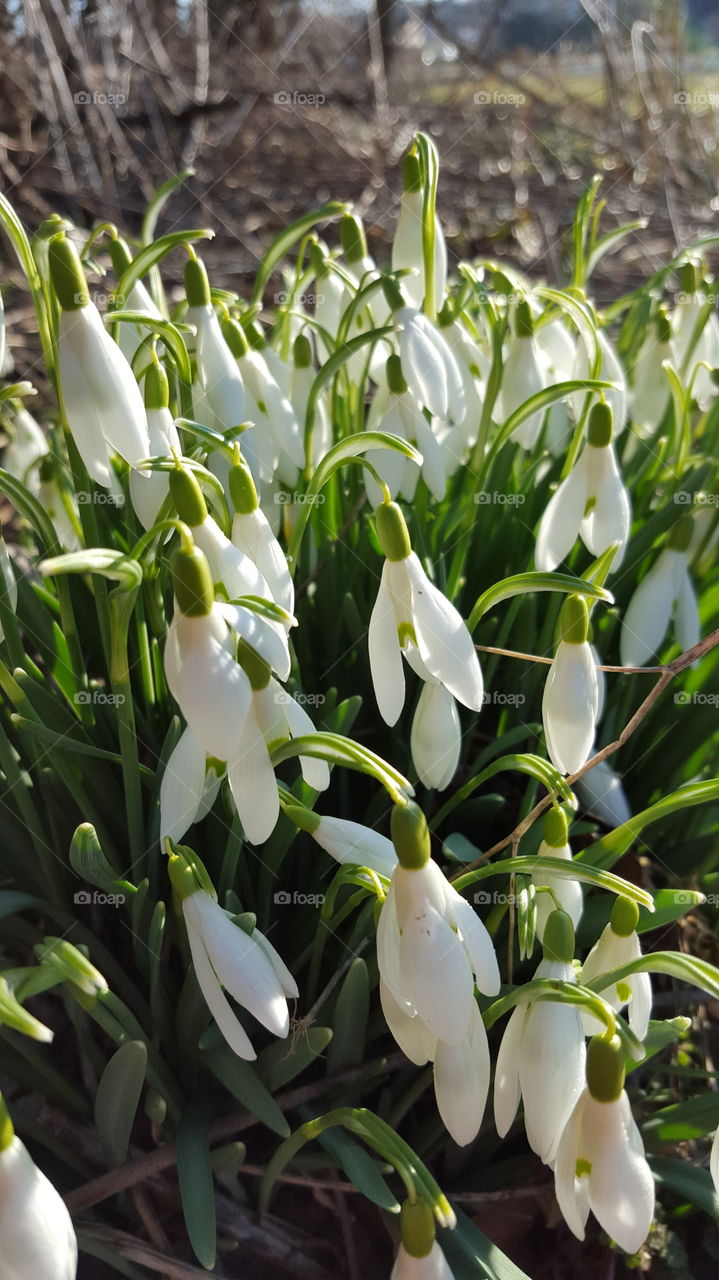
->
280, 692, 330, 791
584, 1093, 655, 1255
183, 910, 257, 1059
493, 1005, 526, 1138
542, 642, 598, 774
369, 562, 405, 726
554, 1093, 591, 1240
252, 930, 299, 1000
189, 894, 289, 1037
380, 980, 436, 1066
620, 553, 675, 668
535, 462, 589, 572
174, 637, 251, 761
313, 816, 397, 877
710, 1127, 719, 1194
581, 446, 631, 563
0, 1137, 78, 1280
448, 892, 501, 996
391, 1240, 455, 1280
434, 1004, 490, 1145
411, 682, 461, 790
398, 903, 474, 1044
160, 728, 207, 843
405, 555, 483, 711
227, 709, 280, 845
520, 1001, 586, 1165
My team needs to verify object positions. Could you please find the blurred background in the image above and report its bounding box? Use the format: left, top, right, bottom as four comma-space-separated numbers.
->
0, 2, 718, 307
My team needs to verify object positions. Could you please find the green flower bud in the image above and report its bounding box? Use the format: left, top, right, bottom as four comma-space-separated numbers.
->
339, 213, 368, 263
610, 895, 639, 938
282, 802, 321, 835
107, 235, 133, 277
169, 465, 208, 527
668, 514, 693, 553
542, 909, 575, 963
376, 500, 411, 562
236, 635, 272, 691
168, 852, 200, 903
587, 400, 613, 448
386, 354, 409, 396
559, 595, 589, 646
184, 256, 211, 308
0, 1095, 14, 1152
48, 234, 89, 310
678, 260, 700, 295
171, 543, 214, 617
399, 1198, 435, 1259
144, 361, 170, 411
586, 1033, 625, 1103
391, 801, 431, 870
543, 806, 569, 848
293, 333, 313, 369
402, 150, 422, 194
221, 317, 250, 359
229, 458, 258, 515
514, 300, 534, 338
381, 275, 405, 314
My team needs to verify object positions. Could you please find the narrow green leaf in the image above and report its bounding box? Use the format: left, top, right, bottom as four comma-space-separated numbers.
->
327, 959, 370, 1074
116, 229, 212, 301
491, 379, 610, 457
454, 855, 654, 909
202, 1045, 290, 1137
141, 173, 196, 245
94, 1040, 147, 1166
585, 951, 719, 1003
650, 1156, 719, 1219
442, 1207, 532, 1280
580, 780, 719, 870
257, 1026, 333, 1091
643, 1093, 719, 1145
175, 1103, 217, 1269
316, 1127, 399, 1212
468, 571, 612, 632
251, 201, 348, 305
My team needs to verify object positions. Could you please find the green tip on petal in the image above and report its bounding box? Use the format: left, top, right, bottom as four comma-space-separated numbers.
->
293, 333, 313, 369
391, 801, 431, 870
400, 1199, 435, 1258
282, 801, 321, 835
222, 317, 250, 359
386, 353, 408, 396
184, 256, 211, 307
339, 213, 368, 263
678, 259, 700, 295
229, 458, 258, 515
587, 400, 613, 448
167, 852, 201, 903
48, 234, 89, 310
0, 1095, 13, 1152
514, 300, 534, 338
610, 895, 639, 938
236, 635, 272, 691
144, 361, 170, 411
171, 542, 214, 617
656, 305, 672, 346
668, 514, 694, 552
543, 806, 569, 848
376, 500, 411, 562
108, 235, 133, 277
542, 909, 575, 963
559, 594, 589, 646
586, 1033, 625, 1103
169, 464, 208, 527
402, 150, 422, 194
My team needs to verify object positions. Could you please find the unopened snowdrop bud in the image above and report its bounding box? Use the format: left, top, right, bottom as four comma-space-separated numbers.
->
0, 1095, 78, 1280
500, 301, 548, 451
620, 515, 699, 668
49, 232, 150, 487
411, 681, 461, 790
494, 908, 585, 1165
391, 1198, 455, 1279
554, 1034, 655, 1253
378, 805, 500, 1046
36, 937, 108, 997
168, 852, 298, 1060
286, 803, 397, 877
542, 596, 599, 775
392, 149, 448, 313
580, 896, 651, 1040
230, 451, 294, 615
536, 401, 630, 571
532, 807, 583, 940
129, 360, 181, 530
370, 501, 483, 725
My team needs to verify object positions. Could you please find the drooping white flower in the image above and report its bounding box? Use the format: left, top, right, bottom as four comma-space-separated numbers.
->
49, 233, 150, 487
391, 1199, 455, 1280
377, 803, 500, 1047
411, 680, 462, 790
672, 261, 719, 410
499, 301, 548, 450
391, 149, 447, 313
169, 854, 297, 1060
387, 284, 465, 424
369, 500, 483, 726
554, 1034, 655, 1254
580, 896, 652, 1041
129, 361, 181, 531
630, 307, 674, 430
229, 453, 294, 615
160, 726, 224, 844
289, 333, 332, 467
224, 319, 304, 485
284, 800, 397, 878
2, 405, 47, 492
535, 402, 631, 571
573, 326, 628, 436
0, 1107, 77, 1280
365, 356, 446, 505
620, 517, 699, 668
185, 256, 246, 428
0, 536, 18, 643
542, 596, 599, 775
531, 808, 583, 941
575, 756, 632, 827
494, 909, 586, 1165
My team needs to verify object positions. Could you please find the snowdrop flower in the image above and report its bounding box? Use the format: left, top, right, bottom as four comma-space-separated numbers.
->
108, 235, 162, 364
229, 452, 294, 615
392, 148, 447, 312
377, 803, 500, 1046
630, 307, 674, 431
339, 213, 389, 326
391, 1200, 455, 1280
2, 405, 46, 492
576, 756, 632, 827
542, 595, 600, 775
283, 800, 397, 878
532, 807, 583, 941
499, 301, 548, 450
573, 326, 628, 436
494, 910, 586, 1165
168, 850, 297, 1060
580, 896, 652, 1041
129, 360, 181, 531
368, 499, 483, 726
0, 535, 18, 643
535, 401, 631, 571
536, 317, 577, 454
384, 279, 465, 424
184, 256, 255, 454
222, 318, 304, 485
554, 1033, 655, 1253
411, 680, 461, 790
289, 333, 331, 467
0, 1096, 77, 1280
672, 260, 719, 410
49, 233, 150, 487
620, 515, 699, 668
436, 310, 487, 454
365, 355, 446, 504
160, 726, 224, 844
